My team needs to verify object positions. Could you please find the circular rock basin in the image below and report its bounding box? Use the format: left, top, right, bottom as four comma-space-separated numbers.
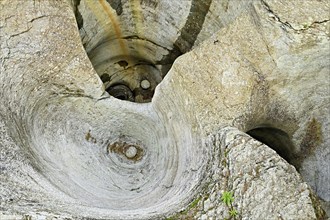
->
26, 96, 207, 218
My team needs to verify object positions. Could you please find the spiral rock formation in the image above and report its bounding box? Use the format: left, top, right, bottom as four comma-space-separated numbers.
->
0, 0, 329, 219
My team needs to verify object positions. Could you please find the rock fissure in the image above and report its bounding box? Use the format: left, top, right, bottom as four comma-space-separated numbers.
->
260, 0, 295, 31
9, 26, 33, 39
261, 0, 330, 33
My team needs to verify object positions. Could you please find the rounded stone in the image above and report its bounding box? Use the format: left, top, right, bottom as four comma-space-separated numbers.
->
125, 146, 138, 158
140, 79, 151, 89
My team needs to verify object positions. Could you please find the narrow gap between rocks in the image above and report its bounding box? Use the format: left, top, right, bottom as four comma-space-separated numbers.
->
247, 126, 298, 168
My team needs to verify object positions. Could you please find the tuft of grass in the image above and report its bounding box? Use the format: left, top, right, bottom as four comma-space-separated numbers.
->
221, 191, 234, 206
221, 191, 239, 219
189, 197, 201, 209
229, 208, 238, 217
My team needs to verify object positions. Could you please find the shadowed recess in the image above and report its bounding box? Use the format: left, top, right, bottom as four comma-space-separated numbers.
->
107, 0, 123, 15
247, 126, 298, 168
75, 0, 212, 103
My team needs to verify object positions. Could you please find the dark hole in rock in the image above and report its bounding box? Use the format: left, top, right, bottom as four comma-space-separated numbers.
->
117, 60, 129, 68
100, 73, 110, 83
248, 125, 328, 217
106, 84, 134, 102
247, 127, 298, 168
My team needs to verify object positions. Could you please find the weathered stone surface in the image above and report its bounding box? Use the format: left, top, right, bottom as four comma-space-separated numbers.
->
76, 0, 249, 102
160, 0, 330, 210
0, 0, 329, 219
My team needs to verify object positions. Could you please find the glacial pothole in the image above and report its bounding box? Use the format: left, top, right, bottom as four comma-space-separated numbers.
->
74, 0, 212, 103
1, 0, 329, 219
26, 97, 207, 216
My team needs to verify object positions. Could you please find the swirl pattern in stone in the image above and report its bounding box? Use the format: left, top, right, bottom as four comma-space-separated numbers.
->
1, 0, 329, 219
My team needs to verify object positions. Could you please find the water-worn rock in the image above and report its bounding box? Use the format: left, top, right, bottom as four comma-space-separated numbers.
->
0, 0, 329, 219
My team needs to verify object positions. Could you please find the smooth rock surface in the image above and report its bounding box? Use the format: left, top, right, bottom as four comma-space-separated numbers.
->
0, 0, 329, 219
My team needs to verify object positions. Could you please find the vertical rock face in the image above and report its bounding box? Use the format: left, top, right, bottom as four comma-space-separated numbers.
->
0, 0, 329, 219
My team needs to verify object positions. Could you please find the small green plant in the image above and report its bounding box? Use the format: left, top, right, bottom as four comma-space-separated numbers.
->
221, 191, 234, 206
229, 208, 238, 217
221, 191, 238, 219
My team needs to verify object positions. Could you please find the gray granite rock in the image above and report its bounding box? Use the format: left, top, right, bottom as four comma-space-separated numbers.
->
0, 0, 328, 219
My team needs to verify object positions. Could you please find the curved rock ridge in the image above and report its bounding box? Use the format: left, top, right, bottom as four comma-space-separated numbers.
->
0, 0, 329, 219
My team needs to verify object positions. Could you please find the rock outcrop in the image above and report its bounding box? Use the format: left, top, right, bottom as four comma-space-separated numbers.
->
0, 0, 329, 219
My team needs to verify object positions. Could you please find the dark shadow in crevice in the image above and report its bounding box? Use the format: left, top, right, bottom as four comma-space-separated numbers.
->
247, 126, 328, 218
247, 126, 298, 168
72, 0, 83, 29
